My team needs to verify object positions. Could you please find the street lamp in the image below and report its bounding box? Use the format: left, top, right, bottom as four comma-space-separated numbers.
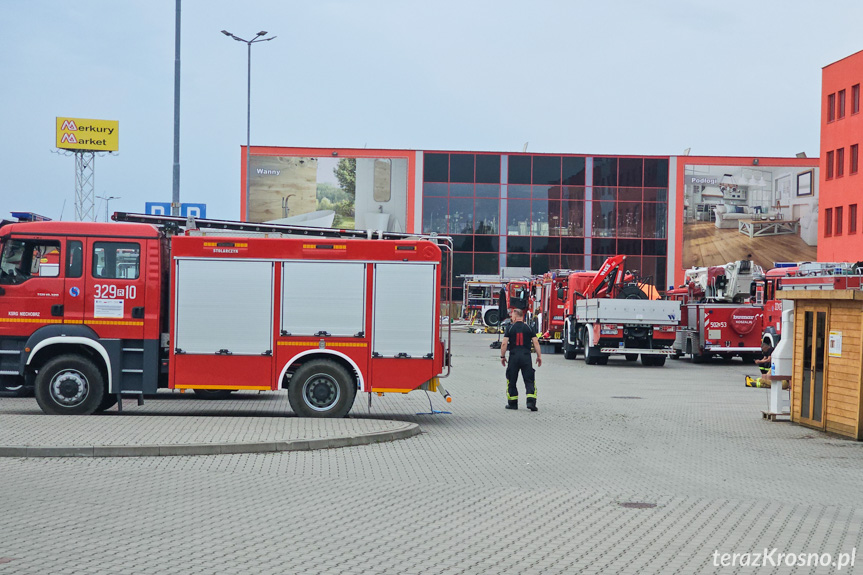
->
221, 29, 276, 220
96, 195, 121, 222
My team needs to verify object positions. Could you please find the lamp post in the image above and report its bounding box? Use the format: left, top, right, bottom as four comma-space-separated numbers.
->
221, 29, 276, 220
96, 195, 121, 222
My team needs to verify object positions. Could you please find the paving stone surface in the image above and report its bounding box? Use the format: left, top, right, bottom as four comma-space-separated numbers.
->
1, 331, 862, 574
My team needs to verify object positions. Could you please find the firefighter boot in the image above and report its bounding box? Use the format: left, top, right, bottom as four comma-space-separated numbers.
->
505, 400, 518, 410
527, 398, 537, 412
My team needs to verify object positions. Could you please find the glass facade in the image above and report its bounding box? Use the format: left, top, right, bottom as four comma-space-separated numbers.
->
423, 152, 669, 301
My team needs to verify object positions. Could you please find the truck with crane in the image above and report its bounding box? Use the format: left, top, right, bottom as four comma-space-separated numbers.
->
558, 255, 680, 366
0, 212, 453, 416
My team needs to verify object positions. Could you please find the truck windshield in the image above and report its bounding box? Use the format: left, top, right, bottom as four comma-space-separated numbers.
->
0, 238, 61, 284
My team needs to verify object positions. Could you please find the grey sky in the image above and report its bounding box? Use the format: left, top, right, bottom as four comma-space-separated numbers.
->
1, 1, 860, 221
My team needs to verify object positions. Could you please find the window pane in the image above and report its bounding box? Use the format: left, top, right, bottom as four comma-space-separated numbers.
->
450, 183, 473, 197
644, 158, 669, 187
546, 200, 562, 236
617, 202, 642, 237
618, 158, 643, 187
508, 155, 531, 184
532, 185, 551, 200
593, 238, 616, 256
474, 236, 499, 252
643, 188, 668, 202
531, 254, 551, 275
450, 154, 475, 183
475, 184, 500, 198
618, 187, 642, 202
593, 157, 618, 186
563, 254, 585, 269
422, 197, 448, 233
453, 252, 472, 279
561, 201, 585, 236
476, 154, 501, 184
66, 240, 83, 278
92, 242, 140, 279
562, 157, 586, 185
507, 253, 530, 267
617, 239, 640, 255
423, 182, 448, 197
424, 153, 448, 182
508, 184, 531, 199
594, 187, 617, 202
450, 235, 473, 252
507, 199, 531, 236
643, 202, 667, 238
532, 198, 550, 236
560, 186, 584, 200
449, 197, 474, 234
475, 199, 500, 234
593, 201, 616, 237
532, 156, 562, 184
507, 236, 530, 253
561, 237, 584, 254
642, 239, 667, 256
474, 253, 499, 274
532, 237, 560, 254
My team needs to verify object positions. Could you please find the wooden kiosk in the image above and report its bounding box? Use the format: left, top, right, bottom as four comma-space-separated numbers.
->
776, 289, 863, 440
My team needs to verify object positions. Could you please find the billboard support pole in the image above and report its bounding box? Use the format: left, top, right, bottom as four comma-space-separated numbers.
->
74, 151, 96, 222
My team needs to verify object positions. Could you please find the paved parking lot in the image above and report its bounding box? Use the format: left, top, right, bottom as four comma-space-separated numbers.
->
1, 331, 862, 574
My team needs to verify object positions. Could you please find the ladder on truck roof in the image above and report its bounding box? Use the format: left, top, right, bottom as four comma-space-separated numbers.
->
112, 212, 452, 245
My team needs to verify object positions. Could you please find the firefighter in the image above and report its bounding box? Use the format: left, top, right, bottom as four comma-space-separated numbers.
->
746, 341, 788, 389
500, 307, 541, 411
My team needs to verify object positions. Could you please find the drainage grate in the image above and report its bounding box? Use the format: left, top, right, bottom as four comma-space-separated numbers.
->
619, 502, 657, 509
611, 396, 643, 400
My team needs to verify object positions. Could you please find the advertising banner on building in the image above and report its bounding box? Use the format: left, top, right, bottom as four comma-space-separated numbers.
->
682, 163, 819, 273
56, 117, 119, 151
247, 154, 409, 232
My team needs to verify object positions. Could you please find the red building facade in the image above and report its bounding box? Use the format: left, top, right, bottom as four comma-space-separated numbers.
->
819, 50, 863, 259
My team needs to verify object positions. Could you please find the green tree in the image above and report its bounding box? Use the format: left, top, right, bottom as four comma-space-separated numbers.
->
334, 158, 356, 199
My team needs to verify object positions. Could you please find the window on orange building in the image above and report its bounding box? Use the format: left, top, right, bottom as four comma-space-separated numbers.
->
825, 208, 833, 237
853, 84, 860, 115
850, 204, 858, 235
836, 206, 844, 236
826, 150, 835, 179
837, 148, 845, 178
838, 90, 846, 119
852, 144, 859, 175
828, 93, 836, 122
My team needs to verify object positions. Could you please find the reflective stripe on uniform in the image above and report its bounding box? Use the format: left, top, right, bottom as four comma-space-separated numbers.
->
506, 379, 518, 401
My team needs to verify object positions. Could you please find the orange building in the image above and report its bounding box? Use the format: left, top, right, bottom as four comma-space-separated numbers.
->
818, 49, 863, 259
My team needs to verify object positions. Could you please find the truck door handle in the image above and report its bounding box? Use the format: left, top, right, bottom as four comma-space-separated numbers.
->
132, 306, 145, 318
51, 304, 64, 317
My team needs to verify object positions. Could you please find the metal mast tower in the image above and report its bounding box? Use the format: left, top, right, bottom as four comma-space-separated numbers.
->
74, 151, 96, 221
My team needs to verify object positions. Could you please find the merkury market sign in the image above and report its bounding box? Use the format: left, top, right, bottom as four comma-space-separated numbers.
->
56, 117, 119, 151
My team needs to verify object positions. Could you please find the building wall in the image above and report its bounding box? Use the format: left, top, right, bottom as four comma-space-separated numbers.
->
819, 49, 863, 260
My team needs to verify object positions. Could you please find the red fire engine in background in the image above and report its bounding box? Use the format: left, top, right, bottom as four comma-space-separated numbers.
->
0, 213, 452, 416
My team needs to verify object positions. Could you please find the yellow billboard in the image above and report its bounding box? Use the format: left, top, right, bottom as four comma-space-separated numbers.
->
56, 117, 119, 151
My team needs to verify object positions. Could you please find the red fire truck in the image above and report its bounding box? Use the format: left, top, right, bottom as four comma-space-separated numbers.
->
534, 270, 574, 353
0, 213, 452, 416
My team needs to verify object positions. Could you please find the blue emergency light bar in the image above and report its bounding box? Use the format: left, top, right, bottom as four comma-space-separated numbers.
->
10, 212, 52, 222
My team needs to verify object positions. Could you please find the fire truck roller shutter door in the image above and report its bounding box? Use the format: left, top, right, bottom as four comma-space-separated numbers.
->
174, 259, 274, 355
282, 262, 365, 336
372, 263, 436, 358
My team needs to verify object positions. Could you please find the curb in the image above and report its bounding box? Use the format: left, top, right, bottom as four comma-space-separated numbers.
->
0, 421, 420, 458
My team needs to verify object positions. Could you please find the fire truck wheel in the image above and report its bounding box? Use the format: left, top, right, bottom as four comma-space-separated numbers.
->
34, 354, 105, 415
624, 354, 638, 362
94, 393, 118, 413
563, 341, 577, 360
192, 389, 236, 400
483, 309, 500, 327
288, 360, 356, 418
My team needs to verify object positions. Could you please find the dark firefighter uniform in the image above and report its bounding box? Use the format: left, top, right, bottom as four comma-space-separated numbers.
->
503, 320, 538, 410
